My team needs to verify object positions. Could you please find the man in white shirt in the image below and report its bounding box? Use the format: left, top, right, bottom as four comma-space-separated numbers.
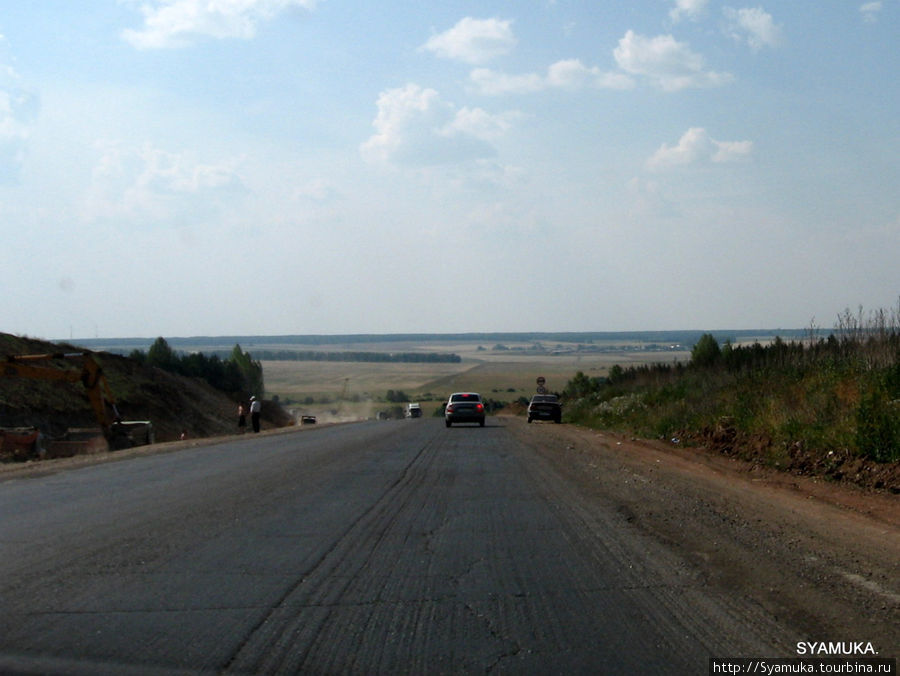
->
249, 395, 262, 433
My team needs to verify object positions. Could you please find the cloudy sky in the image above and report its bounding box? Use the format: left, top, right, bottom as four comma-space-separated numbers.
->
1, 1, 897, 339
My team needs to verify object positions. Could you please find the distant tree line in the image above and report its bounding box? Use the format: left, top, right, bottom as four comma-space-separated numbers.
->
129, 338, 264, 398
243, 350, 461, 363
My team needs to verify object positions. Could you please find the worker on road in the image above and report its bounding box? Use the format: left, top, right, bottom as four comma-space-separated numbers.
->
250, 395, 262, 433
237, 403, 247, 433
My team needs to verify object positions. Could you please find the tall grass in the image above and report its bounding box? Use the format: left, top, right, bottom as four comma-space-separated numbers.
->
563, 303, 900, 464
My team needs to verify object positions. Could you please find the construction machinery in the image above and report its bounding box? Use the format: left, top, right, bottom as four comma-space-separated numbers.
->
0, 352, 153, 460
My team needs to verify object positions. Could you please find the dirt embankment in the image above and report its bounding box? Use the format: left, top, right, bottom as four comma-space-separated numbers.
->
0, 333, 291, 456
506, 416, 899, 658
690, 418, 900, 494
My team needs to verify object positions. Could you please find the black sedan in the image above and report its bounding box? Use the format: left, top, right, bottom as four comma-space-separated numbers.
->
527, 394, 562, 423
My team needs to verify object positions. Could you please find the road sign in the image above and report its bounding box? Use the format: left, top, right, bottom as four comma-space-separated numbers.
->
536, 376, 546, 386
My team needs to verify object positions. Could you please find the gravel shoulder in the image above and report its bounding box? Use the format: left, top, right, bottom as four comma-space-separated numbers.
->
503, 415, 899, 659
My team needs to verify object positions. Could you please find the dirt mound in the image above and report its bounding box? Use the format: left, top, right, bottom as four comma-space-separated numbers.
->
0, 333, 289, 454
690, 418, 900, 494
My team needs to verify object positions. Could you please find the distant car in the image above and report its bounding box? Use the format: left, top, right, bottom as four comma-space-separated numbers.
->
527, 394, 562, 423
444, 392, 485, 427
300, 415, 317, 425
406, 403, 422, 418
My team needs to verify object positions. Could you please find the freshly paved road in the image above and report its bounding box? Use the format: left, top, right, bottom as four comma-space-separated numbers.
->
0, 418, 784, 674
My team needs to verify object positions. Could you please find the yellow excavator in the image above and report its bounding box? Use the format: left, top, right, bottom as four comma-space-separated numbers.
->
1, 351, 153, 459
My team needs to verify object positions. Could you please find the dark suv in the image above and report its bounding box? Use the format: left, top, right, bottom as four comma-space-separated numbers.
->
527, 394, 562, 423
445, 392, 485, 427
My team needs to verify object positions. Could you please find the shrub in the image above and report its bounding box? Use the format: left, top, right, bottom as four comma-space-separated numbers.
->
857, 383, 900, 462
690, 333, 721, 368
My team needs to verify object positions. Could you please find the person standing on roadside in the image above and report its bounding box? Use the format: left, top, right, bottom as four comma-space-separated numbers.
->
250, 395, 262, 433
237, 402, 247, 433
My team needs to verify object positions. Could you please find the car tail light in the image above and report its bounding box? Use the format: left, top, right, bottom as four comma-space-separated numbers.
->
446, 404, 455, 413
476, 403, 484, 412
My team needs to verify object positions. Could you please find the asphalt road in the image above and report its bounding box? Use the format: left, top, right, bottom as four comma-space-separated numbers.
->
0, 418, 786, 674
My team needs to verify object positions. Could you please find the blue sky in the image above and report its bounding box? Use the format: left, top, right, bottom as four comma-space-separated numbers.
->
1, 1, 897, 339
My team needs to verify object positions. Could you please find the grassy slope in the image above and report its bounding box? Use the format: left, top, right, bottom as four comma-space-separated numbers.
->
563, 341, 900, 492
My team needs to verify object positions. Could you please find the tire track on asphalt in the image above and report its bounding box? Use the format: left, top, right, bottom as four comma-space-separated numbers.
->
221, 426, 442, 674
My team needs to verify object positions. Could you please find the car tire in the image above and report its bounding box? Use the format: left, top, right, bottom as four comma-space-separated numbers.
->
479, 419, 485, 427
445, 420, 451, 427
527, 417, 532, 423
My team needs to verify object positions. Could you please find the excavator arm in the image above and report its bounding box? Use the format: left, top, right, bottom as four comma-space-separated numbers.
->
2, 352, 121, 435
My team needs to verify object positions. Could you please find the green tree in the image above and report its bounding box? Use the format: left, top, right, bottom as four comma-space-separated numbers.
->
691, 333, 721, 368
230, 344, 264, 397
564, 371, 599, 398
147, 337, 178, 371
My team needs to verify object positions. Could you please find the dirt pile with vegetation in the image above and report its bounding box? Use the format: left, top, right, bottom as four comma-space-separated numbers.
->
1, 333, 290, 456
562, 312, 900, 494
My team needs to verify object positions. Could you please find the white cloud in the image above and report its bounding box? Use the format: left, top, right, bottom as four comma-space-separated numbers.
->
292, 178, 337, 202
626, 176, 669, 216
723, 7, 783, 51
360, 84, 506, 166
445, 106, 516, 141
421, 17, 516, 65
122, 0, 318, 49
613, 30, 733, 91
547, 59, 599, 89
84, 141, 245, 223
0, 89, 36, 180
646, 127, 753, 170
0, 55, 38, 181
470, 68, 544, 95
670, 0, 710, 23
546, 59, 634, 90
859, 2, 883, 23
471, 59, 634, 95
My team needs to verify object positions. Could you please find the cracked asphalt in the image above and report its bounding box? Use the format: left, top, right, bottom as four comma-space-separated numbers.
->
0, 417, 857, 674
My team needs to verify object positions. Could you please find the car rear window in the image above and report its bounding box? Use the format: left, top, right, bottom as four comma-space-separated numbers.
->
450, 393, 480, 402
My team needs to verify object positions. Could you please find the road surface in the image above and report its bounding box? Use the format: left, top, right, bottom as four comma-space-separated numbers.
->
0, 417, 895, 674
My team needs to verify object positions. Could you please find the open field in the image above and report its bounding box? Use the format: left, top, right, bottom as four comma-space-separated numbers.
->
262, 360, 470, 403
262, 338, 692, 421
